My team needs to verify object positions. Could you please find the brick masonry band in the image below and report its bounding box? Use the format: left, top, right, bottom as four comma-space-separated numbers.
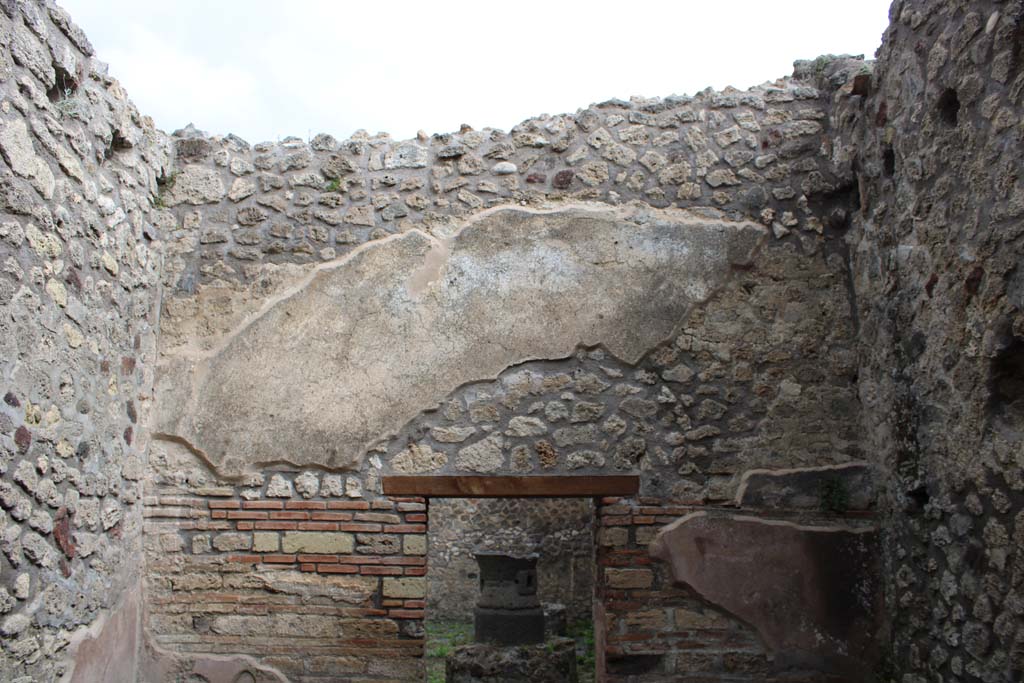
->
380, 475, 641, 497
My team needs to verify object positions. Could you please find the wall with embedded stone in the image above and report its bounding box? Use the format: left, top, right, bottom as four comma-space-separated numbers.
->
0, 2, 171, 681
426, 497, 595, 623
12, 1, 1024, 682
829, 0, 1024, 679
133, 42, 880, 681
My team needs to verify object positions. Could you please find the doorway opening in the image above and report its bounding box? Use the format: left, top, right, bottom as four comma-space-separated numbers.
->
382, 475, 639, 683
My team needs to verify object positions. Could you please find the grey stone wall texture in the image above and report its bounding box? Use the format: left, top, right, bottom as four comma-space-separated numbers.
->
831, 0, 1024, 679
0, 0, 1017, 681
426, 497, 595, 623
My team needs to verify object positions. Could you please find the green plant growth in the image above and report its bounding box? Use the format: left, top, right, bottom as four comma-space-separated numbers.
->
324, 177, 342, 193
568, 620, 596, 679
53, 87, 83, 119
152, 171, 178, 209
425, 620, 472, 683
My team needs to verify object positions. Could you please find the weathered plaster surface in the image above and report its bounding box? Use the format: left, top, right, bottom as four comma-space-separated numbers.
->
63, 587, 141, 683
157, 205, 766, 476
651, 512, 882, 675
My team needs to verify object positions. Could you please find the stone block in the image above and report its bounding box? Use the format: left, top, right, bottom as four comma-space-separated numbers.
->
674, 607, 732, 630
211, 533, 251, 552
622, 609, 669, 631
281, 531, 354, 554
605, 568, 653, 589
403, 534, 426, 555
598, 527, 628, 547
446, 638, 577, 683
382, 577, 426, 599
252, 532, 279, 553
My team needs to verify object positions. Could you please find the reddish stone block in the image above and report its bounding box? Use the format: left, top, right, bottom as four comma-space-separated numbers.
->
404, 513, 427, 523
360, 566, 402, 576
311, 512, 353, 521
54, 507, 74, 559
208, 500, 241, 509
14, 426, 31, 453
270, 511, 308, 520
254, 521, 299, 530
227, 554, 260, 563
298, 522, 338, 531
286, 501, 327, 510
262, 554, 297, 564
388, 609, 425, 619
242, 500, 284, 510
553, 169, 575, 189
298, 554, 338, 563
319, 564, 358, 574
383, 524, 425, 533
227, 511, 268, 520
327, 501, 371, 510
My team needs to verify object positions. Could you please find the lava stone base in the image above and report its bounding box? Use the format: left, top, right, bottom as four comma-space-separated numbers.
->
446, 637, 578, 683
474, 607, 545, 645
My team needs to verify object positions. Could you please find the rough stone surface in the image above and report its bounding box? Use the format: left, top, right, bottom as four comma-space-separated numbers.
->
0, 1, 1015, 682
157, 205, 766, 475
446, 637, 578, 683
651, 512, 882, 676
428, 498, 594, 622
827, 0, 1024, 678
0, 4, 170, 680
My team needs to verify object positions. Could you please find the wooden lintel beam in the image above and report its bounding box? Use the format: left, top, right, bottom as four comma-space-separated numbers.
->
381, 475, 639, 498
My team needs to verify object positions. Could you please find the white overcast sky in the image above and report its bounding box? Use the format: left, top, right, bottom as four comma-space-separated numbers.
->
59, 1, 893, 145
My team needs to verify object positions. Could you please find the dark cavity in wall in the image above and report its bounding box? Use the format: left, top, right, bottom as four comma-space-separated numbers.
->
936, 88, 960, 127
882, 145, 896, 177
989, 332, 1024, 421
103, 131, 133, 161
46, 64, 79, 103
905, 484, 930, 512
606, 654, 662, 675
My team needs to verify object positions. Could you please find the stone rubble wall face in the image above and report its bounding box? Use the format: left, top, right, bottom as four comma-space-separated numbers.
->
11, 0, 1014, 680
0, 1, 171, 680
139, 34, 873, 682
157, 73, 842, 296
145, 223, 865, 680
832, 0, 1024, 679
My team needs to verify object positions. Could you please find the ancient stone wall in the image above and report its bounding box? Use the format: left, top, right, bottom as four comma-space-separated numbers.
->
0, 2, 171, 681
138, 52, 875, 682
12, 1, 1020, 681
426, 497, 595, 623
831, 0, 1024, 679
